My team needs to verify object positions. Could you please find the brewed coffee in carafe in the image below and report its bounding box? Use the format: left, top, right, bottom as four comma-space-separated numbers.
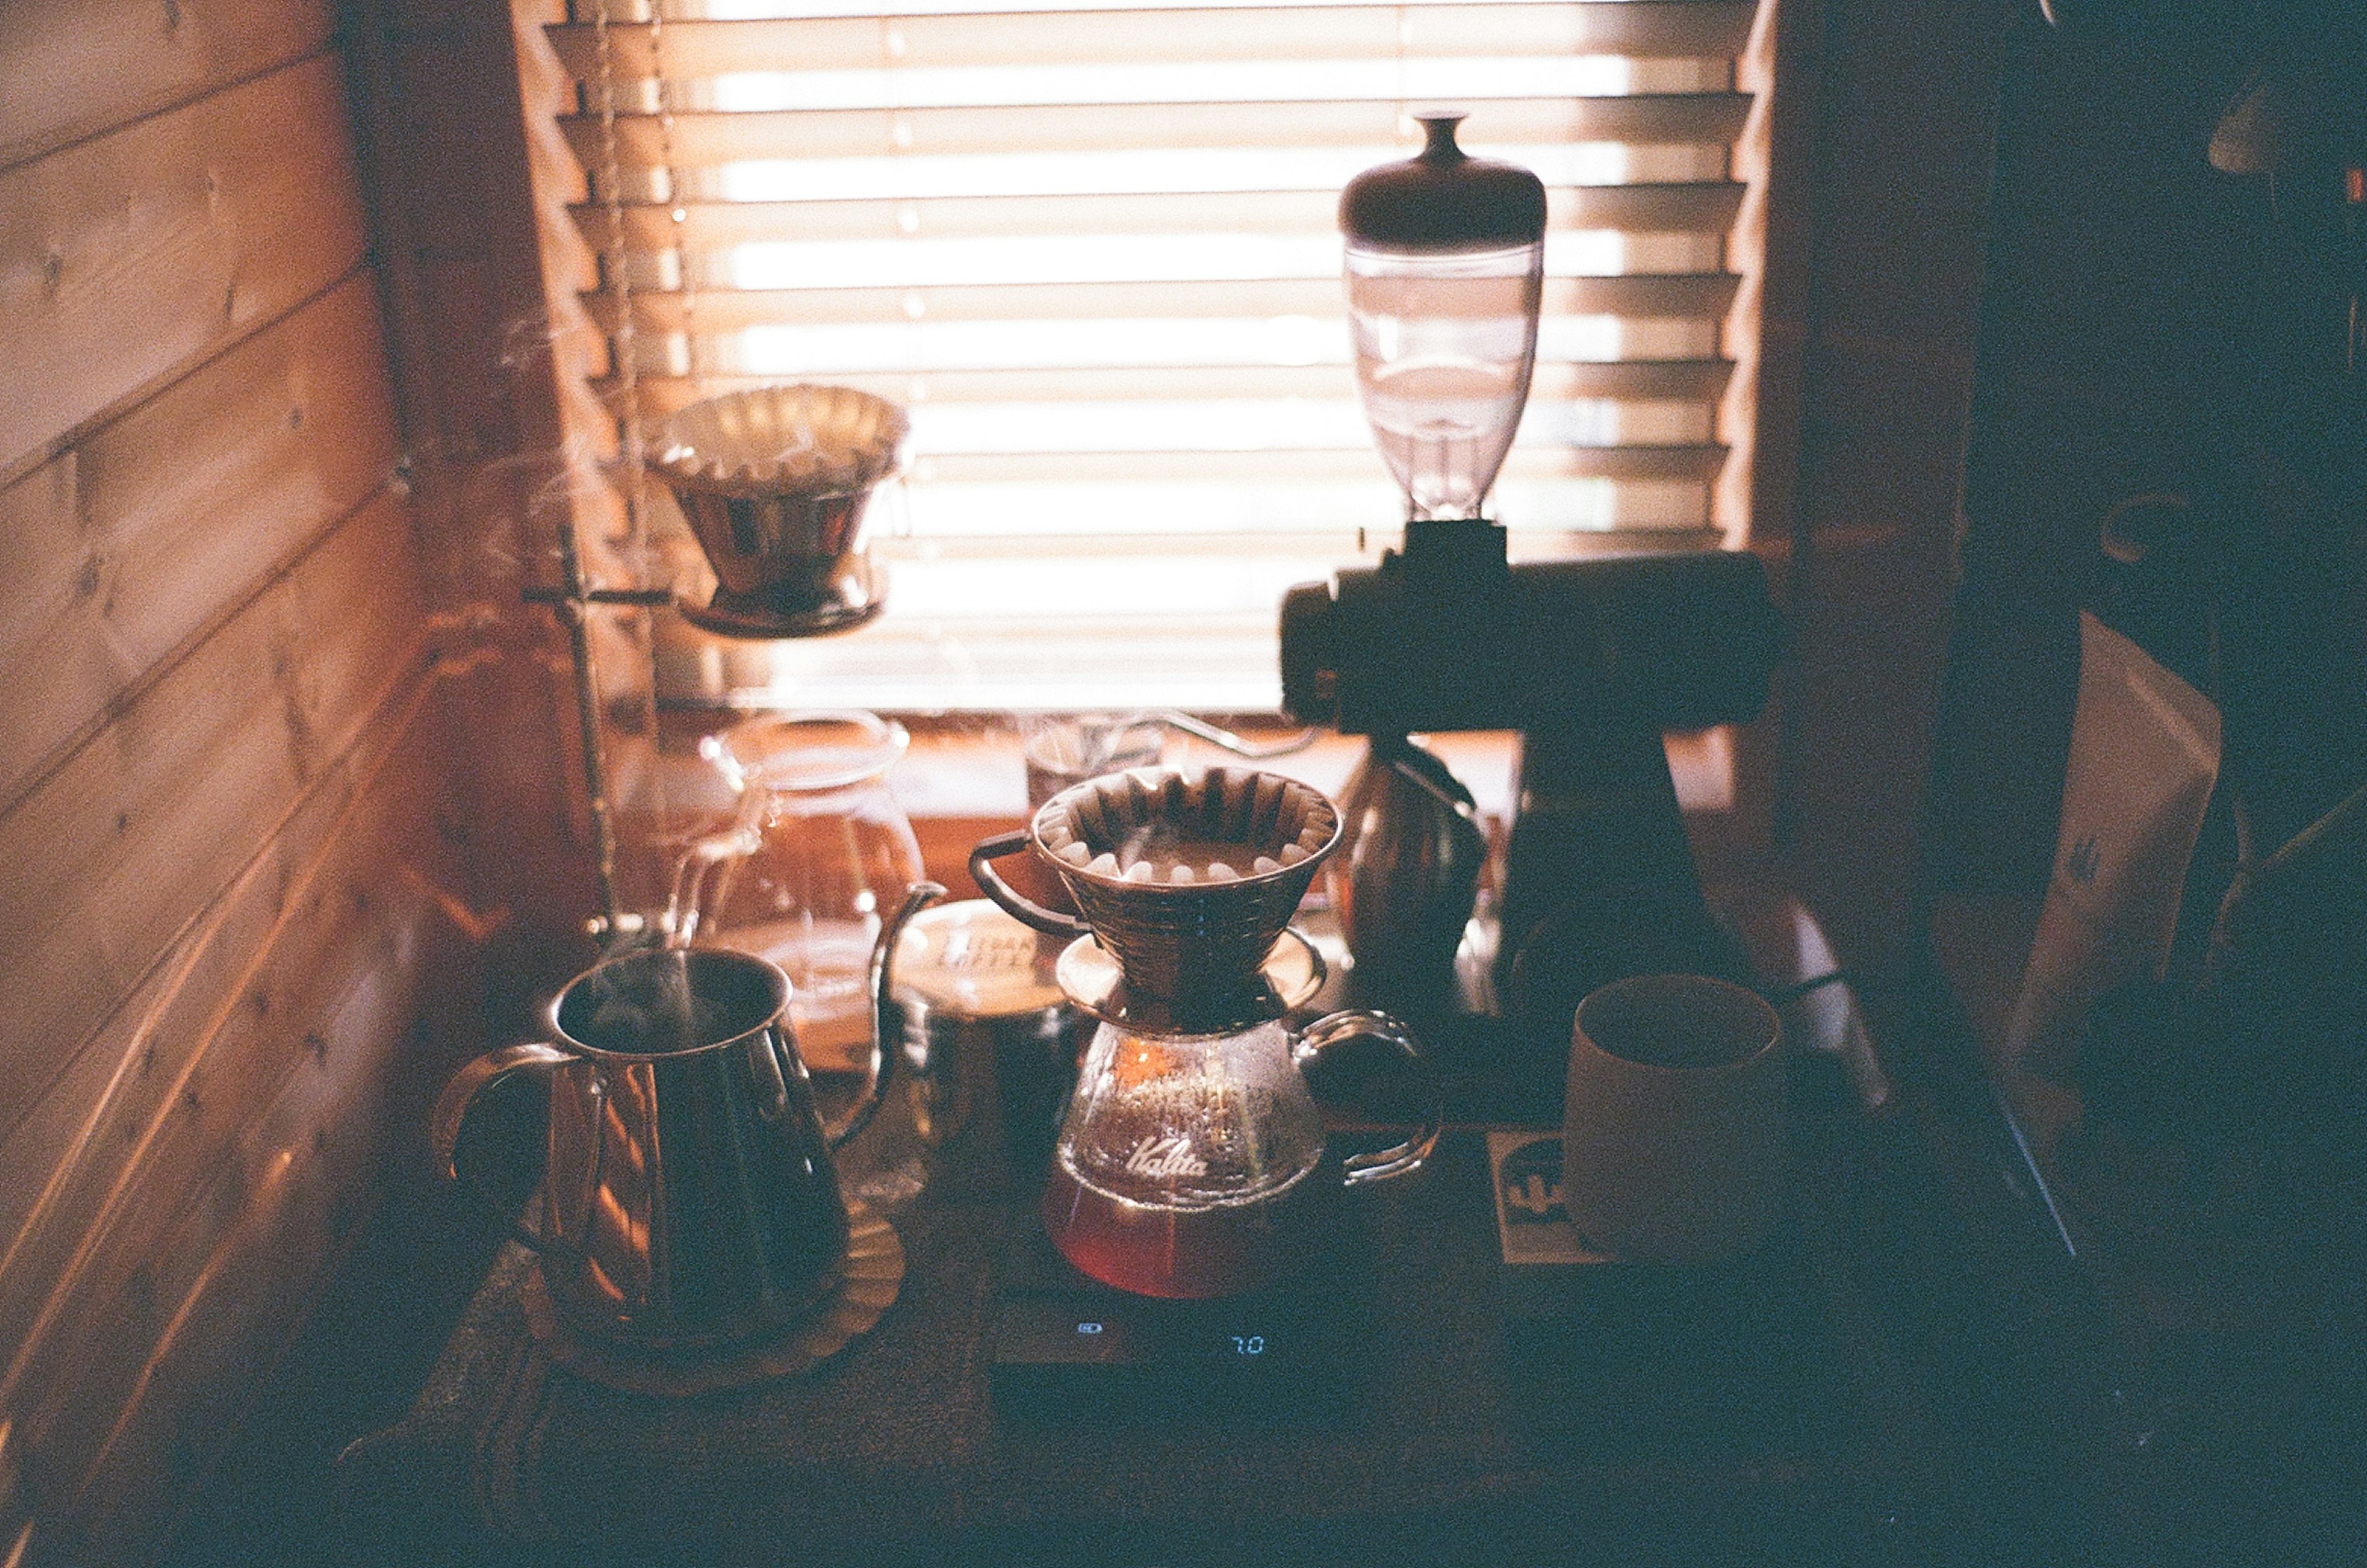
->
1044, 1019, 1330, 1298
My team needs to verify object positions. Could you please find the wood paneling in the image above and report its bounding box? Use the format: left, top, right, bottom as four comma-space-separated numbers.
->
0, 689, 468, 1568
1769, 0, 2005, 980
0, 54, 369, 475
0, 494, 431, 1148
0, 668, 447, 1362
0, 3, 558, 1564
0, 1, 334, 172
0, 275, 399, 808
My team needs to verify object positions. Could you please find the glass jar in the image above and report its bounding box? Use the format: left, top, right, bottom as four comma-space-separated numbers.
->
685, 710, 926, 1077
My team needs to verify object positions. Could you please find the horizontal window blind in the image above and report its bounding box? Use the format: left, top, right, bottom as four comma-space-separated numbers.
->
548, 0, 1768, 711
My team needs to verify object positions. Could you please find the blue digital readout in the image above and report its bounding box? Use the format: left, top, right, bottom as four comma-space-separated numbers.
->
1076, 1321, 1104, 1335
1230, 1335, 1265, 1355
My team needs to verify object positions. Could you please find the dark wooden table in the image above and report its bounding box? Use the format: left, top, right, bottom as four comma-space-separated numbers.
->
333, 902, 2138, 1567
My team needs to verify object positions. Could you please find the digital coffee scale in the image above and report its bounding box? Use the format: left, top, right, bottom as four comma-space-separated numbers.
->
989, 1124, 1844, 1439
988, 1193, 1372, 1408
989, 1128, 1627, 1405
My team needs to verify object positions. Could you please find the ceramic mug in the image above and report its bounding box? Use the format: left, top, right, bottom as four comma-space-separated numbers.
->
1560, 972, 1786, 1264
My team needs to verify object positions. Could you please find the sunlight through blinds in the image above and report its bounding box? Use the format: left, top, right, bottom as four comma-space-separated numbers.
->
547, 0, 1768, 709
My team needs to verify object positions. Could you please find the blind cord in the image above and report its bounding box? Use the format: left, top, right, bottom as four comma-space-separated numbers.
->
592, 0, 647, 565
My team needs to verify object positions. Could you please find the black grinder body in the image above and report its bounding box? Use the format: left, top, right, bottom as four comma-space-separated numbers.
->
1278, 521, 1785, 984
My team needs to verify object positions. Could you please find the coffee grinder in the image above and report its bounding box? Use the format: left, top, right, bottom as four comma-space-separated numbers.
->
1282, 115, 1785, 1007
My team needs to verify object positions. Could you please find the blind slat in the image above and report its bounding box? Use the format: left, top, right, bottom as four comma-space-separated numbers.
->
591, 0, 1739, 20
589, 142, 1733, 202
550, 4, 1756, 77
620, 431, 1723, 485
615, 59, 1732, 116
561, 94, 1752, 166
595, 359, 1733, 404
895, 481, 1713, 531
570, 181, 1743, 248
855, 525, 1721, 558
591, 271, 1741, 328
938, 453, 1729, 486
840, 443, 1730, 481
595, 234, 1726, 293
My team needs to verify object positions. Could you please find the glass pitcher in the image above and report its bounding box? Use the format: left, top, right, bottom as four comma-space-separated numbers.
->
671, 710, 926, 1077
1045, 1011, 1439, 1299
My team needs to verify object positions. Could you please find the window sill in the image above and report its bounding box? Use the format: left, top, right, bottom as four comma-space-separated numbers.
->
875, 717, 1739, 897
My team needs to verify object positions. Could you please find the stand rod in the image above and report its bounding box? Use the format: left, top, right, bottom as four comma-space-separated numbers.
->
529, 537, 674, 939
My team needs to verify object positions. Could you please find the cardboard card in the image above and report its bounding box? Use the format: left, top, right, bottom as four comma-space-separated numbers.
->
1487, 1130, 1614, 1268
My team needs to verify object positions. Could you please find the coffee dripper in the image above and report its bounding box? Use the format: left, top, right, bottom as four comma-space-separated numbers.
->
971, 767, 1442, 1299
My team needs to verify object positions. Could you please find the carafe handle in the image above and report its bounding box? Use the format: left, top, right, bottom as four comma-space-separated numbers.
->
824, 879, 948, 1150
430, 1042, 579, 1251
968, 830, 1091, 937
663, 819, 764, 950
1292, 1010, 1444, 1186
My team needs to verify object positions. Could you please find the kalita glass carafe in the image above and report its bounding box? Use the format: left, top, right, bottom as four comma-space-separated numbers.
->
1040, 1010, 1431, 1298
972, 767, 1441, 1298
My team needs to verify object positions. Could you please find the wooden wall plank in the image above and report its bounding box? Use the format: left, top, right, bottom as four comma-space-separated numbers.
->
0, 756, 358, 1342
33, 748, 446, 1456
0, 1, 334, 173
0, 9, 485, 1566
65, 1053, 396, 1567
0, 678, 443, 1368
0, 274, 401, 809
0, 54, 370, 475
0, 493, 431, 1147
0, 694, 468, 1565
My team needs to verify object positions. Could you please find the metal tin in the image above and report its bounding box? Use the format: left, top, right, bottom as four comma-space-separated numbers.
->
880, 899, 1090, 1184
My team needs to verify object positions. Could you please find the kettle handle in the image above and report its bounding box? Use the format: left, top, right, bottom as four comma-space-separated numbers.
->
824, 879, 948, 1151
1292, 1011, 1444, 1186
430, 1041, 577, 1251
968, 830, 1091, 937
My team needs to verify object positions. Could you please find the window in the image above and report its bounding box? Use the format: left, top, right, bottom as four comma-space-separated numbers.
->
536, 0, 1780, 711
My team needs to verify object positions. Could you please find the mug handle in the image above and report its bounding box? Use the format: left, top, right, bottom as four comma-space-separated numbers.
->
430, 1042, 577, 1251
822, 879, 948, 1150
968, 830, 1091, 938
1292, 1010, 1444, 1186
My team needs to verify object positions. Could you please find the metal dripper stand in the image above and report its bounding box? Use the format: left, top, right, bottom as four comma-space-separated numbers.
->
526, 385, 910, 939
